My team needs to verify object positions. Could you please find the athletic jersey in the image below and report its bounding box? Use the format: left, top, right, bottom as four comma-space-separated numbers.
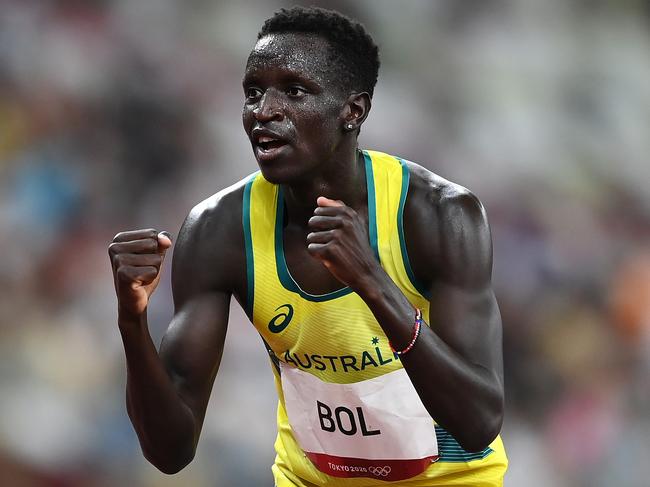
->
242, 150, 508, 486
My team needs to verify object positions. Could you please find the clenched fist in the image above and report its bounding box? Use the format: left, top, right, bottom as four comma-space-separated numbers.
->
307, 196, 381, 292
108, 228, 172, 319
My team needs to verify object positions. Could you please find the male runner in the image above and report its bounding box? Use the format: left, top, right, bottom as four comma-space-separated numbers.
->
109, 7, 507, 486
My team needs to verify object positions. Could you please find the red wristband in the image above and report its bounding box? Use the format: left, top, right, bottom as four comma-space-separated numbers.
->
390, 308, 422, 356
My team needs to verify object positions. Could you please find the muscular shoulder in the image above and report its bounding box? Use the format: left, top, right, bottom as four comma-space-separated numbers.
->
182, 178, 247, 245
172, 177, 250, 303
403, 161, 492, 288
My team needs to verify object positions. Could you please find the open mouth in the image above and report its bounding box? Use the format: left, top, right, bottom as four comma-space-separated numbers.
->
255, 135, 290, 160
257, 136, 286, 151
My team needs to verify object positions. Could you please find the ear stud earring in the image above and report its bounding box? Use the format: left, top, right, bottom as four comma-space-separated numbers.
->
346, 123, 354, 130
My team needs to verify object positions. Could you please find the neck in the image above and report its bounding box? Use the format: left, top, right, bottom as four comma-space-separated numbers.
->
282, 145, 366, 228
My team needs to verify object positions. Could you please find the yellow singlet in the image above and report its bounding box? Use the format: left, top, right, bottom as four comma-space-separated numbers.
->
242, 150, 508, 486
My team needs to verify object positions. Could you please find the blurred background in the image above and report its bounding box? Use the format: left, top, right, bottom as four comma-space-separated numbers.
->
1, 0, 649, 485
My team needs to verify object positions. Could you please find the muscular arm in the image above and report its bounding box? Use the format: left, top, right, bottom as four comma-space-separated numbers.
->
111, 186, 245, 473
307, 166, 503, 452
364, 170, 503, 452
120, 291, 229, 473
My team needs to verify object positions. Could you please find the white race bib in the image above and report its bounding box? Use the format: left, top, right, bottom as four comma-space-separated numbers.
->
280, 363, 439, 481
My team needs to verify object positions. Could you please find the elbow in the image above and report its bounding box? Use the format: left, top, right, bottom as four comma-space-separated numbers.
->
130, 404, 199, 474
143, 445, 196, 475
457, 403, 504, 453
156, 461, 193, 476
456, 418, 502, 453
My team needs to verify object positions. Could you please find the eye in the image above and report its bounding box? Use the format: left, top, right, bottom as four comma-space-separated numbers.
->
245, 87, 262, 100
286, 86, 307, 98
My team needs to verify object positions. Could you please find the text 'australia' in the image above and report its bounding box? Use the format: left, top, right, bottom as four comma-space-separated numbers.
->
282, 346, 399, 373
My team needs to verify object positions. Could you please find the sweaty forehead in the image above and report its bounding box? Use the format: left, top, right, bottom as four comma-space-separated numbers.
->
245, 33, 334, 81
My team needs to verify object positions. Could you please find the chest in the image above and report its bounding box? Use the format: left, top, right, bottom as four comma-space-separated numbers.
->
252, 287, 401, 384
281, 204, 370, 295
282, 230, 343, 297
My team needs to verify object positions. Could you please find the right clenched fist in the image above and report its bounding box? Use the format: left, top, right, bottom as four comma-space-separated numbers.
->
109, 228, 173, 319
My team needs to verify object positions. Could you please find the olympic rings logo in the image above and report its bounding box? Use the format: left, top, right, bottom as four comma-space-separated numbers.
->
368, 466, 392, 477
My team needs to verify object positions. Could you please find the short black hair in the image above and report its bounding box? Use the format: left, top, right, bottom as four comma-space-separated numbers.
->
258, 6, 380, 98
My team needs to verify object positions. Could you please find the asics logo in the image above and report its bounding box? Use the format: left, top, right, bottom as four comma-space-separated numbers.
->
268, 304, 293, 333
368, 466, 391, 477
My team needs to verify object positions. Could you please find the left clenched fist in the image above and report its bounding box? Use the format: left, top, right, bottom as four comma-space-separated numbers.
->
306, 196, 380, 290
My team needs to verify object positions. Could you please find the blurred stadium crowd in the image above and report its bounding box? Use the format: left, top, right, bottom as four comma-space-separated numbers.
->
1, 1, 649, 486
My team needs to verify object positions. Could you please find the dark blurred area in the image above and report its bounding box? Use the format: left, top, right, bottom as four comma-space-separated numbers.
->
1, 1, 649, 486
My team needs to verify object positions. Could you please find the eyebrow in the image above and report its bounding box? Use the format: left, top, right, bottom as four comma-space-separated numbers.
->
242, 66, 321, 89
242, 72, 259, 86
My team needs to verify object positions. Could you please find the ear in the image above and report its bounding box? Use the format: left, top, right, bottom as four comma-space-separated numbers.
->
341, 92, 371, 133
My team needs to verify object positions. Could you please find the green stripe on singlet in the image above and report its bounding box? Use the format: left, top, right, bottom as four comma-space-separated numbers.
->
242, 174, 256, 318
396, 158, 431, 299
361, 150, 380, 262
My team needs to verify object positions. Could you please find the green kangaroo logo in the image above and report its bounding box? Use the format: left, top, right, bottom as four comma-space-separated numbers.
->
268, 304, 294, 333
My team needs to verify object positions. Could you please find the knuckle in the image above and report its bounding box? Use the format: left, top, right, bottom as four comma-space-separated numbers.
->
108, 242, 119, 256
308, 243, 322, 254
116, 266, 132, 282
135, 228, 157, 238
112, 253, 124, 266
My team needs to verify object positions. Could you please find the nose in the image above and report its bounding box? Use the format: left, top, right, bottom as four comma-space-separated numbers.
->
253, 90, 284, 123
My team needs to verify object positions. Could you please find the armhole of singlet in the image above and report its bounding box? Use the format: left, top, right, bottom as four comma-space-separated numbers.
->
242, 174, 256, 319
362, 150, 381, 262
397, 158, 431, 299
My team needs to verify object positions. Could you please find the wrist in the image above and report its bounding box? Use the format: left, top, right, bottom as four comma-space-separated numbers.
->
118, 306, 148, 333
353, 265, 392, 303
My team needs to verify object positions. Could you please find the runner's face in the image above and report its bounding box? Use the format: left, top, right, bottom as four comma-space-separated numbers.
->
242, 33, 347, 183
